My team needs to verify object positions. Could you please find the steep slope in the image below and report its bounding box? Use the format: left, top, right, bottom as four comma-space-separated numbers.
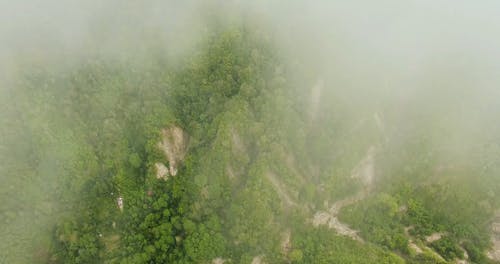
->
2, 16, 500, 264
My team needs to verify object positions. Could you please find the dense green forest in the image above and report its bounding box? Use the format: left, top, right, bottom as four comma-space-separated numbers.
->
1, 3, 500, 264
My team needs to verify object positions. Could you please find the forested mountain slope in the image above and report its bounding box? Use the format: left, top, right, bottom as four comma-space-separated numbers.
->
1, 8, 500, 264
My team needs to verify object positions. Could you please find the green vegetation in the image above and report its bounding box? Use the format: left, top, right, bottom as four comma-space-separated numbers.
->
1, 10, 500, 264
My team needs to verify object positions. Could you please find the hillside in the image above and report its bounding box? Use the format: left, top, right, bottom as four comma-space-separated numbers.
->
1, 2, 500, 264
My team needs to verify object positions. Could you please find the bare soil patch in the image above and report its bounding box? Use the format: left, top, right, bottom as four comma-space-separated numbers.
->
312, 146, 376, 241
158, 126, 188, 176
404, 227, 423, 254
251, 255, 265, 264
155, 162, 169, 180
425, 232, 444, 243
212, 257, 227, 264
404, 227, 450, 261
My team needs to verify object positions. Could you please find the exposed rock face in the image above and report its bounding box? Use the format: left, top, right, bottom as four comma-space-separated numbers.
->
158, 126, 189, 176
155, 162, 169, 180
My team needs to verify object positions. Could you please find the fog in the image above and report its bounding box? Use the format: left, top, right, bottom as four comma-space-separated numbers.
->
1, 0, 500, 263
3, 0, 500, 87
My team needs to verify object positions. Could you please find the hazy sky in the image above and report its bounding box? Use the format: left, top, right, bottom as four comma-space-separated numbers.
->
2, 0, 500, 68
2, 0, 500, 130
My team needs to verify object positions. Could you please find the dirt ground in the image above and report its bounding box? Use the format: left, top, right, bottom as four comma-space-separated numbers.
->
425, 232, 444, 243
311, 146, 376, 242
158, 126, 188, 176
155, 162, 169, 180
251, 255, 265, 264
212, 257, 226, 264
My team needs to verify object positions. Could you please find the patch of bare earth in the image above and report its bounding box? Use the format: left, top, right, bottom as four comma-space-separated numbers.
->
312, 146, 376, 242
425, 232, 444, 243
404, 227, 450, 262
212, 257, 227, 264
251, 255, 265, 264
158, 126, 189, 176
409, 242, 423, 254
487, 211, 500, 261
404, 227, 423, 254
312, 207, 363, 242
456, 246, 470, 264
155, 162, 169, 180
